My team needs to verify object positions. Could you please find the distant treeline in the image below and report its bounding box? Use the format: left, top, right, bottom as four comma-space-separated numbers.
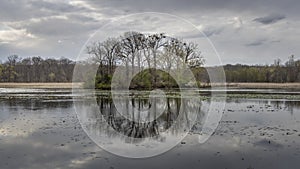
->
0, 55, 75, 82
196, 55, 300, 84
223, 56, 300, 83
0, 54, 299, 85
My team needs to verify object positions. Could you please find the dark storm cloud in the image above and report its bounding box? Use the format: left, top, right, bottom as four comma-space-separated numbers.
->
253, 14, 286, 24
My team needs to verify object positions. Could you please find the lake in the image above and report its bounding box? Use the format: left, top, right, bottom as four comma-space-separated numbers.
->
0, 88, 300, 169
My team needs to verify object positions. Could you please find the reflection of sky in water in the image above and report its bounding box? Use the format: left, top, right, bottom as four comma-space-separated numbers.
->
0, 90, 299, 168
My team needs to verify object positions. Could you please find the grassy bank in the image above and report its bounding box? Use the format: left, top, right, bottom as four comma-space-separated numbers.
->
227, 83, 300, 89
0, 83, 83, 89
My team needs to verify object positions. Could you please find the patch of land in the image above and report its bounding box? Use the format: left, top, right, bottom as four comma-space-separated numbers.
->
226, 83, 300, 89
0, 83, 83, 89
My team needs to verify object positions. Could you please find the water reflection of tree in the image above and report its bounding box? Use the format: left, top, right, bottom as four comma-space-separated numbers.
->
95, 95, 201, 142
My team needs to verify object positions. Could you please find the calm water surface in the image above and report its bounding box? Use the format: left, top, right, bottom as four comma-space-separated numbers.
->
0, 88, 300, 169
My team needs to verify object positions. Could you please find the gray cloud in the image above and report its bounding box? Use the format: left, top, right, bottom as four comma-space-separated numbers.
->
30, 0, 87, 13
67, 14, 99, 23
24, 18, 99, 37
0, 0, 299, 64
0, 1, 51, 22
84, 0, 300, 17
245, 39, 267, 46
253, 14, 286, 24
203, 26, 224, 37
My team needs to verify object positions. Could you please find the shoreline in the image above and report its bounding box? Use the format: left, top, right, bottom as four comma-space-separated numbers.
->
0, 82, 299, 89
226, 82, 300, 89
0, 83, 83, 89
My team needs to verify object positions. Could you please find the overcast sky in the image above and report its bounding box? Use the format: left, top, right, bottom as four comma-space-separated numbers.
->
0, 0, 299, 65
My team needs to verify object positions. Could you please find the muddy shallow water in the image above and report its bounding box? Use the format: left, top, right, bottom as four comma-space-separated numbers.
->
0, 88, 300, 169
